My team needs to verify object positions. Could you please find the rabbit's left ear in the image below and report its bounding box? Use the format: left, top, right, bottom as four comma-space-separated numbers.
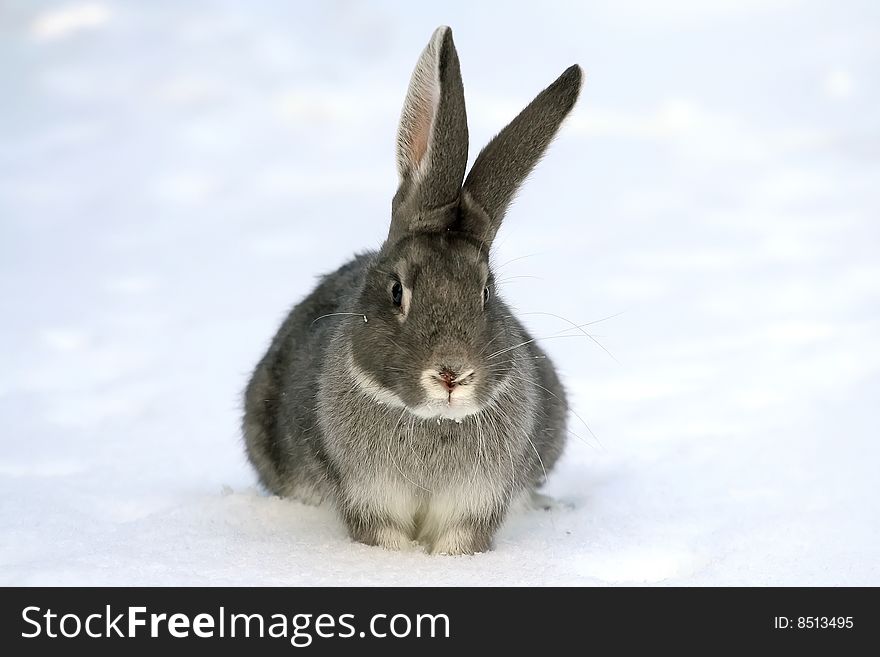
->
460, 65, 582, 246
389, 26, 469, 240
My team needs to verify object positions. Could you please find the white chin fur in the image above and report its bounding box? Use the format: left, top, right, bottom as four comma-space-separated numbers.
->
408, 399, 479, 420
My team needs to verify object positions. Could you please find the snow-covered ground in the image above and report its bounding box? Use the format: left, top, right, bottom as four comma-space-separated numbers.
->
2, 1, 879, 585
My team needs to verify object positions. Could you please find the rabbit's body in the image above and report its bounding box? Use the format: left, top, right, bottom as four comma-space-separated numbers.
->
245, 250, 567, 553
244, 27, 582, 554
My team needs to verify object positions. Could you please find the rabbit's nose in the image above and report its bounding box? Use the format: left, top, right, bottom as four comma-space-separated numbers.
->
436, 368, 458, 391
435, 367, 475, 392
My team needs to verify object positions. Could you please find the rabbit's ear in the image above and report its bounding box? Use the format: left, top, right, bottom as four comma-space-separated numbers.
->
390, 26, 468, 239
461, 65, 582, 245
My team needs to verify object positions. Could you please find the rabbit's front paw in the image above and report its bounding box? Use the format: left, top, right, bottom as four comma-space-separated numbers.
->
347, 517, 414, 552
372, 526, 412, 551
430, 526, 490, 556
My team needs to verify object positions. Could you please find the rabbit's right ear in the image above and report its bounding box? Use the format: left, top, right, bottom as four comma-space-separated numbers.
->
389, 26, 469, 241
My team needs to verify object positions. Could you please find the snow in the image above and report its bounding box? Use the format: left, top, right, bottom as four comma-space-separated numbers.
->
2, 1, 879, 586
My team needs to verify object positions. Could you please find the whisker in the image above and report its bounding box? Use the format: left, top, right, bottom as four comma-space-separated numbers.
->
311, 312, 368, 326
486, 333, 616, 361
387, 407, 432, 493
405, 414, 428, 473
386, 336, 421, 360
502, 371, 602, 448
524, 433, 548, 486
496, 275, 544, 284
545, 425, 603, 452
479, 327, 510, 356
570, 310, 625, 329
487, 334, 592, 360
492, 252, 541, 272
487, 337, 539, 360
519, 311, 620, 364
470, 410, 485, 489
482, 355, 547, 370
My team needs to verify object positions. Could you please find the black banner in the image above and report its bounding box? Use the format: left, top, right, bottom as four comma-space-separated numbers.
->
0, 587, 874, 653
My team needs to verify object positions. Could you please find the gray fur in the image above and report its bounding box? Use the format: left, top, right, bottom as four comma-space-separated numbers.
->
244, 26, 581, 554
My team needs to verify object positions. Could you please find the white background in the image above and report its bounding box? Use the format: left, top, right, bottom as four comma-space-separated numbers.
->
2, 1, 878, 584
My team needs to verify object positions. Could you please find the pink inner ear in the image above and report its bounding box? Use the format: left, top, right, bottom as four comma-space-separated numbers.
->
410, 95, 433, 171
398, 32, 441, 178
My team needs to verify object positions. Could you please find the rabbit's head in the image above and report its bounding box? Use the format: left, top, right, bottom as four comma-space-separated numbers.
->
349, 26, 581, 420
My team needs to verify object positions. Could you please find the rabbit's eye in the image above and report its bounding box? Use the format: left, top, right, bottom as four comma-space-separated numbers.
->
391, 281, 403, 307
483, 286, 490, 304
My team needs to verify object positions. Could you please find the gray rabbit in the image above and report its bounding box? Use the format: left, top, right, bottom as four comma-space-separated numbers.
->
244, 26, 582, 554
